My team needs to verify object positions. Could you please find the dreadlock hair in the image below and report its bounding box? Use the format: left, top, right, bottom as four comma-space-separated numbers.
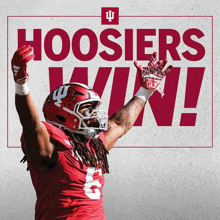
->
20, 132, 109, 173
67, 131, 109, 174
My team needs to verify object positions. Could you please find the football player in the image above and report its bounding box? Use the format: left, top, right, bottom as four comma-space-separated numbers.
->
12, 45, 172, 219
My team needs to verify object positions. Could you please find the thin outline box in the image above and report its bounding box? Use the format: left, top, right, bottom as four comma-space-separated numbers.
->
7, 15, 213, 148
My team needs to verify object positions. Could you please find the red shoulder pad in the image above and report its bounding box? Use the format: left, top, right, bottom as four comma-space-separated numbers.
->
42, 121, 74, 150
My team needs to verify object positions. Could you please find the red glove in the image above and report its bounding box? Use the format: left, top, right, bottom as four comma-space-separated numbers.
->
134, 52, 172, 96
11, 45, 34, 85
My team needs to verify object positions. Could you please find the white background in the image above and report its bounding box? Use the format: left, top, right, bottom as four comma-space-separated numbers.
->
1, 0, 220, 219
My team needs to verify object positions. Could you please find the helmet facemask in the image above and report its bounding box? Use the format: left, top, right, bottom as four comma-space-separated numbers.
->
67, 100, 108, 139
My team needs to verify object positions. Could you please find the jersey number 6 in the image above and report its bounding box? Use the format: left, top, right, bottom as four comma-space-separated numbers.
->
84, 167, 102, 200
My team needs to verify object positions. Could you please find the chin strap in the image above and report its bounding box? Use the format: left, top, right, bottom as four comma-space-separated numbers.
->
73, 128, 100, 139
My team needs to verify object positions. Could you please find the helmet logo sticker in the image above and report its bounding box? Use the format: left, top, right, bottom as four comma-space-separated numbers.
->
52, 85, 70, 104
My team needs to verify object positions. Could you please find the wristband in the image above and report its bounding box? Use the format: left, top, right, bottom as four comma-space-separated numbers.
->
15, 82, 29, 96
135, 87, 154, 102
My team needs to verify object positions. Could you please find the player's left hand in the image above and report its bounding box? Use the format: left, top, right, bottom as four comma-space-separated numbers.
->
134, 52, 172, 97
11, 45, 34, 85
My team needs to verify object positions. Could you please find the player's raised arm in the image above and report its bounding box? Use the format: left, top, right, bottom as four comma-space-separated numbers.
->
104, 52, 172, 151
12, 45, 55, 167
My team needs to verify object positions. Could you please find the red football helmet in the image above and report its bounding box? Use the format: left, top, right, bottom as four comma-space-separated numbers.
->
43, 83, 108, 139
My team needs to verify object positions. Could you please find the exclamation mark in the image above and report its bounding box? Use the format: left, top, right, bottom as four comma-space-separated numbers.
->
180, 67, 205, 126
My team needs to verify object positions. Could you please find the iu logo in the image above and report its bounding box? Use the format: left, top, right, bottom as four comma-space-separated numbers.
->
101, 7, 119, 25
106, 10, 114, 22
52, 85, 70, 104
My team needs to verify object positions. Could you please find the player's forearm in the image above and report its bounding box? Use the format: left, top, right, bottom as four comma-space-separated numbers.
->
15, 93, 41, 128
109, 96, 145, 134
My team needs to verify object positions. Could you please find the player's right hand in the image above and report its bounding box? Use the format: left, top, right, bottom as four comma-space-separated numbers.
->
11, 45, 34, 85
